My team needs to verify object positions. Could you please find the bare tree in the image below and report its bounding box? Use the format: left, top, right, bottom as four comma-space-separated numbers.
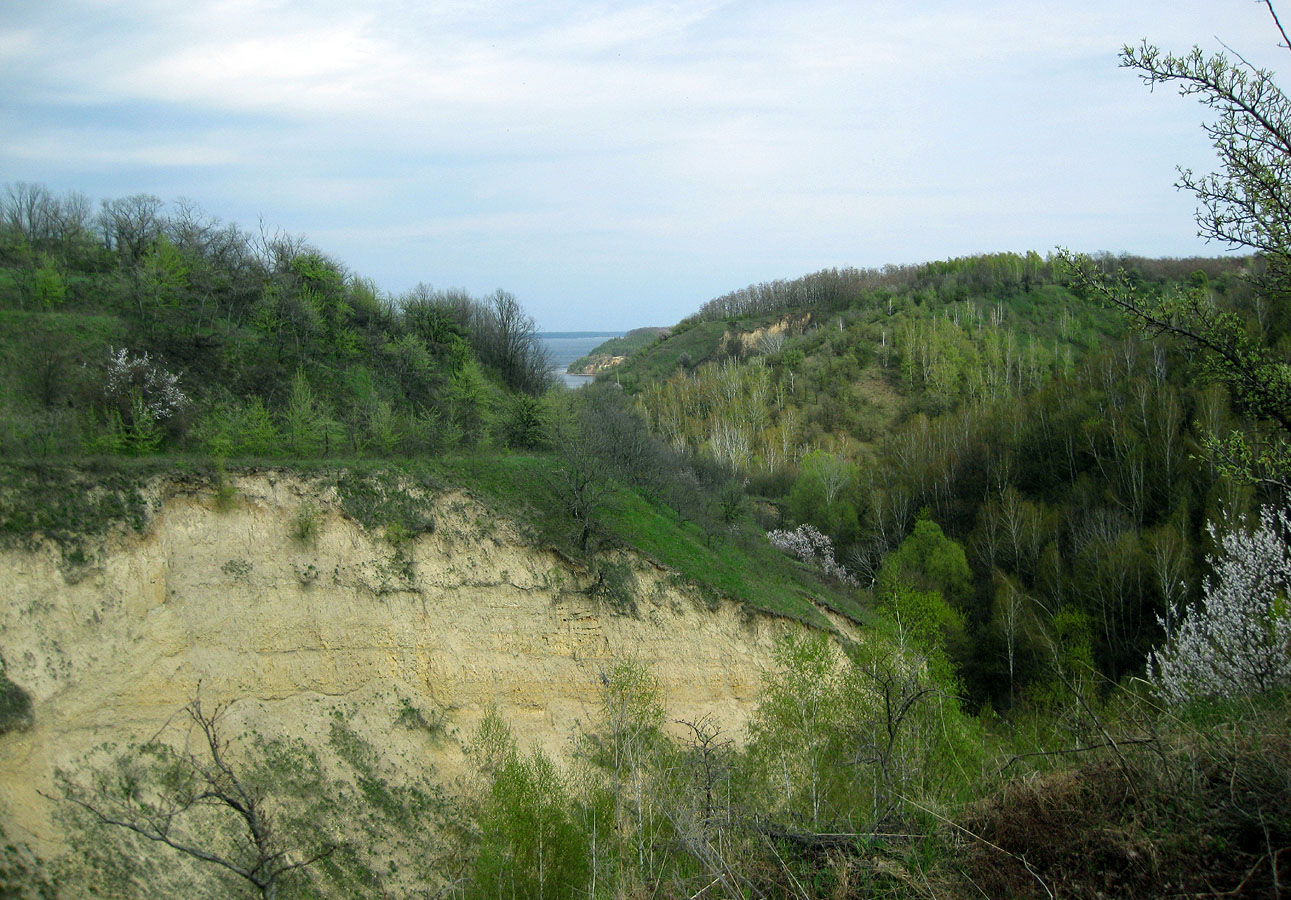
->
98, 194, 164, 261
52, 695, 333, 900
471, 289, 552, 395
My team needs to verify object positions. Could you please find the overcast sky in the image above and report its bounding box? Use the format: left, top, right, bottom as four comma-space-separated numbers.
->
1, 1, 1285, 330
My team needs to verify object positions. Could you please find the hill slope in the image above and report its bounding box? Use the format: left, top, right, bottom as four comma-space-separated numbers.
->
0, 467, 837, 894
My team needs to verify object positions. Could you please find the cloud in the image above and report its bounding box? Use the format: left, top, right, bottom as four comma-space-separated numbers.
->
2, 0, 1283, 328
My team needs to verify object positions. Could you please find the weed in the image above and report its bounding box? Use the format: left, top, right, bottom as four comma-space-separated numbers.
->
292, 500, 320, 545
591, 558, 638, 615
220, 558, 252, 580
0, 462, 152, 552
395, 696, 447, 740
211, 462, 238, 511
335, 469, 436, 541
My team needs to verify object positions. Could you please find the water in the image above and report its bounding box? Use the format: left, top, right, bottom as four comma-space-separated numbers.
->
539, 331, 624, 388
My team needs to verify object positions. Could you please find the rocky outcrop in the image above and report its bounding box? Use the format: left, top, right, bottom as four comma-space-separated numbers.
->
567, 353, 628, 375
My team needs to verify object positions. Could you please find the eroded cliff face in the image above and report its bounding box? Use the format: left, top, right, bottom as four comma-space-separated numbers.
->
0, 471, 817, 853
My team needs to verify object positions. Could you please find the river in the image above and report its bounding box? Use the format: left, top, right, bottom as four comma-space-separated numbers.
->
539, 331, 624, 388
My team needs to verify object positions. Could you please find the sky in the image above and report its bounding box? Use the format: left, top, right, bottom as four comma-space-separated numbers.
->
1, 1, 1287, 331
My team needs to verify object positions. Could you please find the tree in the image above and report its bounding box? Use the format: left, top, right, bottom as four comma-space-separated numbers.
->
52, 696, 333, 900
874, 516, 972, 677
1149, 504, 1291, 704
787, 449, 860, 543
467, 711, 590, 900
280, 368, 331, 457
470, 289, 552, 395
98, 194, 164, 262
1067, 6, 1291, 488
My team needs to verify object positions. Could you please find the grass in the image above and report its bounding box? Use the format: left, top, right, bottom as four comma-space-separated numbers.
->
597, 477, 866, 626
421, 450, 867, 626
935, 688, 1291, 900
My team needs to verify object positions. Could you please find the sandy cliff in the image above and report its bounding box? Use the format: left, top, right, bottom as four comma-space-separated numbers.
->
0, 471, 816, 854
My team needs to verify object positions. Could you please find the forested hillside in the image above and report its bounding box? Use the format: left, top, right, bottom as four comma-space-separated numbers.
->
611, 252, 1264, 705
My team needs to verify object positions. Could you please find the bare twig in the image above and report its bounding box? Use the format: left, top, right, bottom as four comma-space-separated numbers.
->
1264, 1, 1291, 54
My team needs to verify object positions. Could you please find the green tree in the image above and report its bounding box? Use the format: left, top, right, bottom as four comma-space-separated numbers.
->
280, 369, 330, 458
1069, 9, 1291, 489
875, 515, 972, 677
468, 712, 589, 900
446, 358, 494, 447
877, 514, 973, 608
787, 449, 860, 543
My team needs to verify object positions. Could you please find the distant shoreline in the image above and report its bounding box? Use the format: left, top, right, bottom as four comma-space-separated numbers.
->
537, 331, 624, 339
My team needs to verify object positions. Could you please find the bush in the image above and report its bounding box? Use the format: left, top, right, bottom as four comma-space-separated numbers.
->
1149, 505, 1291, 705
767, 523, 858, 585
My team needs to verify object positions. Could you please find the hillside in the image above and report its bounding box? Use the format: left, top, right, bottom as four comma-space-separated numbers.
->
0, 467, 840, 896
565, 327, 670, 375
2, 187, 1288, 899
608, 253, 1268, 705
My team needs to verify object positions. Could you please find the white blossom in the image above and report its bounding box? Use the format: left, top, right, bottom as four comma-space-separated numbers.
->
102, 347, 189, 421
1148, 505, 1291, 704
767, 524, 859, 586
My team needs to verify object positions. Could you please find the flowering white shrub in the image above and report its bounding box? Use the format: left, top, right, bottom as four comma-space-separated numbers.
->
767, 524, 859, 586
1148, 505, 1291, 705
102, 347, 189, 421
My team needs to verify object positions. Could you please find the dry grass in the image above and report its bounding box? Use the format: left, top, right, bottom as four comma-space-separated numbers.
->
952, 698, 1291, 899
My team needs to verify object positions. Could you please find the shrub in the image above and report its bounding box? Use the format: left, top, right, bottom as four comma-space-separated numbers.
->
0, 659, 32, 735
1149, 504, 1291, 704
767, 523, 859, 585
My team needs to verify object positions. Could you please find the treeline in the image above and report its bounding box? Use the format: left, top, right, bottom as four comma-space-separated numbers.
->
0, 183, 553, 460
687, 251, 1250, 323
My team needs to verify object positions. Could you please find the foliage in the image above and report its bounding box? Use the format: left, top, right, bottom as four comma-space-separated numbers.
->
1062, 24, 1291, 491
1149, 503, 1291, 704
786, 449, 861, 543
746, 630, 982, 836
466, 712, 590, 900
0, 185, 559, 464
